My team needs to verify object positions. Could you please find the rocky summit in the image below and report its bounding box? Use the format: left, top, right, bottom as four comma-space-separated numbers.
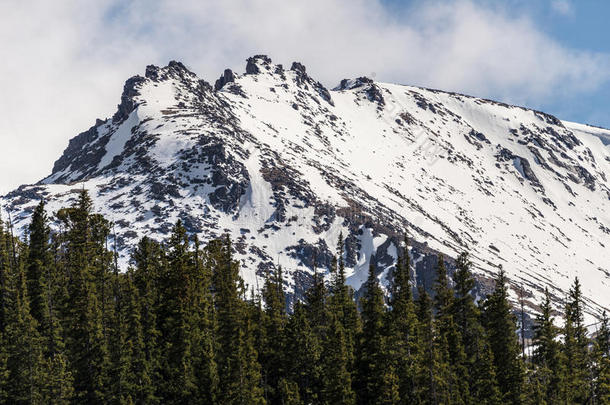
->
2, 55, 609, 320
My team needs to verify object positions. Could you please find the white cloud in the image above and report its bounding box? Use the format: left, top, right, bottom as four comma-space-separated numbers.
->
551, 0, 573, 15
0, 0, 608, 194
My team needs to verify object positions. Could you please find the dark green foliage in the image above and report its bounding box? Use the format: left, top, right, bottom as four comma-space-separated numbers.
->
562, 278, 591, 403
26, 200, 51, 330
57, 190, 110, 403
386, 236, 419, 403
260, 266, 289, 403
452, 253, 500, 404
210, 236, 264, 405
322, 313, 355, 405
593, 312, 610, 403
284, 301, 321, 404
0, 199, 602, 404
356, 263, 390, 404
531, 288, 563, 404
329, 234, 360, 377
433, 255, 469, 404
415, 285, 450, 404
481, 269, 526, 404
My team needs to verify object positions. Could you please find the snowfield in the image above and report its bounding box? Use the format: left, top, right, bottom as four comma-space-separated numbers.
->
2, 56, 608, 323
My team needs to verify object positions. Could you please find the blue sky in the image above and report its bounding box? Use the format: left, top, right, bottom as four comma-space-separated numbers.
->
380, 0, 610, 128
0, 0, 608, 193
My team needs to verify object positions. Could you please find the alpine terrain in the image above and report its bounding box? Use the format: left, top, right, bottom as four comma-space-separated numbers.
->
2, 55, 609, 321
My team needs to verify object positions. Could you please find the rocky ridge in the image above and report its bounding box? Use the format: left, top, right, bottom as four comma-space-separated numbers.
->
2, 55, 609, 324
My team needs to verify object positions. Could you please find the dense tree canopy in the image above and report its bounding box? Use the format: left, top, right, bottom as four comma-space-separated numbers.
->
0, 191, 601, 404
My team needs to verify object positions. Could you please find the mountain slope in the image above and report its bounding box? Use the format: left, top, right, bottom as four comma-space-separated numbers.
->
3, 56, 609, 320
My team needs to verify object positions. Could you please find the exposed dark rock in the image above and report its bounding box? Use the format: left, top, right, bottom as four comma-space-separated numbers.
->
48, 122, 112, 182
145, 65, 160, 80
214, 68, 235, 91
365, 84, 385, 106
573, 165, 596, 190
534, 111, 564, 127
290, 61, 334, 106
112, 75, 146, 124
335, 76, 373, 91
290, 61, 306, 74
495, 147, 515, 162
285, 239, 333, 270
470, 129, 490, 143
246, 55, 272, 74
516, 156, 542, 188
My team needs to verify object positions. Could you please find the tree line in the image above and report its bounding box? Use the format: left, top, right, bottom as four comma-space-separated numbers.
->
0, 189, 609, 404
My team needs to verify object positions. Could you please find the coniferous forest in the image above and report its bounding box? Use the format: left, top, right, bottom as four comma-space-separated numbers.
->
1, 190, 610, 405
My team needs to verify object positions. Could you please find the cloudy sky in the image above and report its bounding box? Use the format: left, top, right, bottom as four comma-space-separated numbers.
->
1, 0, 609, 194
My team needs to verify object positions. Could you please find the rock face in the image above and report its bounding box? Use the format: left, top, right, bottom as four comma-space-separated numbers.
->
214, 69, 235, 91
2, 55, 610, 320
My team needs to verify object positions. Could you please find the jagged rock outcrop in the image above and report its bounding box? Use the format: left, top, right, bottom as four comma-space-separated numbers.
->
2, 56, 609, 321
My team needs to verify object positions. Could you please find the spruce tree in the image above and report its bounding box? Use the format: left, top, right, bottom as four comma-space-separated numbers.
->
356, 263, 389, 404
451, 252, 500, 404
386, 235, 419, 403
3, 250, 46, 403
433, 255, 468, 404
261, 265, 288, 404
0, 331, 8, 402
594, 311, 610, 403
26, 200, 51, 329
157, 221, 197, 402
211, 236, 265, 404
481, 269, 525, 404
562, 278, 590, 403
531, 288, 563, 404
57, 190, 110, 402
322, 312, 355, 405
191, 235, 219, 404
328, 234, 360, 377
277, 378, 302, 405
415, 286, 449, 404
285, 301, 321, 404
132, 236, 163, 401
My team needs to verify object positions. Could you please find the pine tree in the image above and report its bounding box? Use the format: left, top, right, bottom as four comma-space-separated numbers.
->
191, 235, 219, 404
594, 311, 610, 403
285, 301, 321, 405
531, 288, 563, 404
26, 200, 51, 329
481, 269, 525, 404
132, 236, 163, 401
562, 278, 590, 403
415, 286, 449, 404
261, 265, 288, 403
433, 255, 468, 404
386, 235, 419, 403
322, 312, 356, 405
211, 236, 265, 404
157, 221, 197, 402
328, 233, 360, 377
451, 252, 500, 404
57, 189, 110, 402
356, 263, 389, 404
3, 249, 46, 404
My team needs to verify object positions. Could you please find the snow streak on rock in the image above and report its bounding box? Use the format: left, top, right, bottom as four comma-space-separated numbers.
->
2, 56, 609, 321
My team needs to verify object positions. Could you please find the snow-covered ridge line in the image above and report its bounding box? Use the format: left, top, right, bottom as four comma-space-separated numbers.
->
2, 55, 608, 324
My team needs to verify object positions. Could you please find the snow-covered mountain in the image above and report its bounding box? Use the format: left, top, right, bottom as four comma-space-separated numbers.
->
2, 56, 609, 321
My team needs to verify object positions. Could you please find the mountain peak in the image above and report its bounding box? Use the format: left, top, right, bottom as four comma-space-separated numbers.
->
3, 55, 609, 322
245, 54, 274, 74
